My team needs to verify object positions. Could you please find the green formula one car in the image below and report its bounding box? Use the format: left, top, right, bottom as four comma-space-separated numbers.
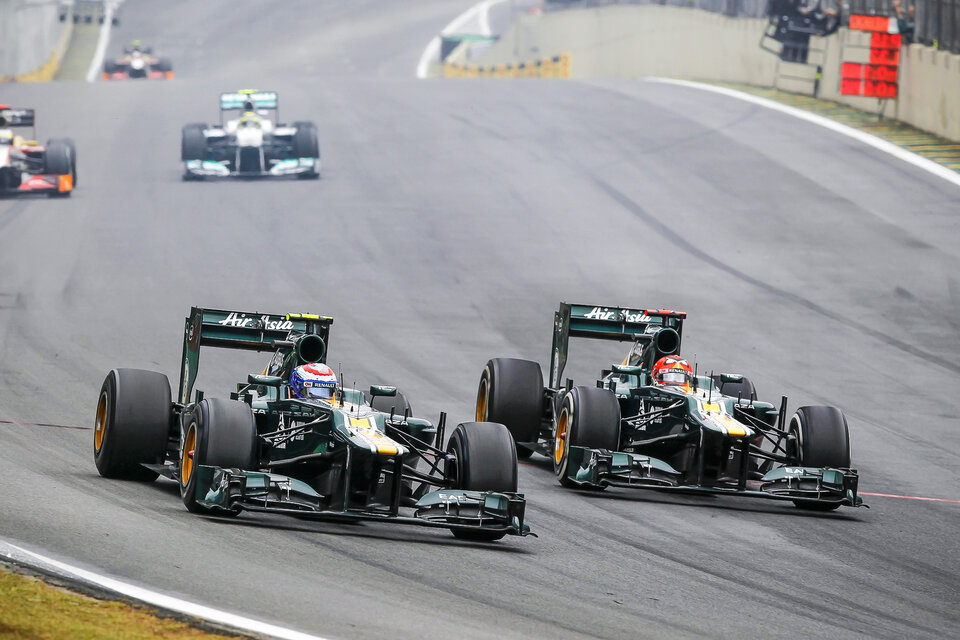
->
94, 307, 531, 541
476, 302, 863, 510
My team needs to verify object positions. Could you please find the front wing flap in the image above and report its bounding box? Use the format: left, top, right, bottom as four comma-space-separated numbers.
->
563, 446, 863, 507
183, 158, 317, 178
193, 466, 532, 536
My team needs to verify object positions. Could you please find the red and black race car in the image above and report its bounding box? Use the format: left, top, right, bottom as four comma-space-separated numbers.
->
0, 106, 75, 198
102, 43, 173, 80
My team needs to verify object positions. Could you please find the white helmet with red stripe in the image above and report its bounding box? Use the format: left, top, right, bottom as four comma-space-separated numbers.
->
290, 362, 337, 400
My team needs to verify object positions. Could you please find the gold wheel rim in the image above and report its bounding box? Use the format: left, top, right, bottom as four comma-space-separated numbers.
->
554, 409, 568, 465
94, 391, 108, 453
181, 423, 197, 487
476, 378, 488, 421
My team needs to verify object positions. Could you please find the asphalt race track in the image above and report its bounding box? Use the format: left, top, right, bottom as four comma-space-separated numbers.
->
2, 1, 960, 638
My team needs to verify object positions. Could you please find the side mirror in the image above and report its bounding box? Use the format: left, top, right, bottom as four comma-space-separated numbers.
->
612, 364, 644, 375
369, 385, 397, 398
720, 373, 744, 384
248, 374, 283, 387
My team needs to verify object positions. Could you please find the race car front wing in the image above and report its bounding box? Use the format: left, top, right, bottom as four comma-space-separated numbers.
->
183, 158, 318, 178
562, 446, 863, 508
192, 465, 533, 537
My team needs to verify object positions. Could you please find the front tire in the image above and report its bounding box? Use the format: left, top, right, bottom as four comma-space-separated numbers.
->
181, 123, 206, 161
292, 121, 320, 178
94, 369, 171, 480
180, 398, 257, 515
788, 405, 851, 511
477, 358, 543, 458
553, 386, 620, 488
446, 421, 518, 541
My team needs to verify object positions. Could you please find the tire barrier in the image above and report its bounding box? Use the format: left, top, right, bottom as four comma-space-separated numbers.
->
445, 52, 571, 78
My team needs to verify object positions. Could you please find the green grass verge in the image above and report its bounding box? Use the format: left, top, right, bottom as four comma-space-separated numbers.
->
716, 83, 960, 172
0, 564, 244, 640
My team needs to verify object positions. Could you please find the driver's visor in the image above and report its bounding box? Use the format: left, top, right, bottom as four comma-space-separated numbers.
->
304, 381, 336, 399
658, 370, 690, 385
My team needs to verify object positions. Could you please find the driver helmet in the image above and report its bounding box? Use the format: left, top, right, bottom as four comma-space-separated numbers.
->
290, 363, 337, 401
652, 356, 693, 389
238, 111, 261, 128
0, 130, 12, 145
130, 39, 142, 52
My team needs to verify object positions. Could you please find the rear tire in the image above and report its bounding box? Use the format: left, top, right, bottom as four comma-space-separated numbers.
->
94, 369, 171, 481
181, 123, 207, 161
788, 405, 851, 511
553, 386, 620, 488
446, 421, 518, 541
180, 398, 257, 515
477, 358, 543, 458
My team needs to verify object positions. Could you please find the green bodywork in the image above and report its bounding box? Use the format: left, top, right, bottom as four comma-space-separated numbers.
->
544, 301, 862, 508
173, 306, 530, 537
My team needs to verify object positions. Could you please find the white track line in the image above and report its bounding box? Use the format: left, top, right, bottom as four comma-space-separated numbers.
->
0, 540, 330, 640
84, 2, 115, 83
415, 0, 507, 79
647, 77, 960, 190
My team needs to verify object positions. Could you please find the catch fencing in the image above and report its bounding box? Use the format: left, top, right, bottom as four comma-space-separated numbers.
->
546, 0, 960, 52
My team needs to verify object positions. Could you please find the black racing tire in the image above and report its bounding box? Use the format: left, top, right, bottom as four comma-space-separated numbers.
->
446, 421, 518, 541
154, 57, 173, 73
94, 369, 171, 481
553, 386, 620, 488
713, 375, 756, 401
788, 405, 851, 511
43, 138, 72, 176
181, 123, 207, 161
370, 390, 411, 417
103, 60, 118, 74
292, 121, 320, 159
477, 358, 543, 458
180, 398, 257, 515
63, 137, 77, 187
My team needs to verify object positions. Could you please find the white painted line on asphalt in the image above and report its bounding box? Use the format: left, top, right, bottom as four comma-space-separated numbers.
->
84, 2, 115, 83
415, 0, 508, 79
0, 540, 330, 640
647, 78, 960, 190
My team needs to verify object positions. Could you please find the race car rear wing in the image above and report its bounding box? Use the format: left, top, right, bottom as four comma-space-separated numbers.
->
178, 306, 333, 404
550, 303, 686, 388
0, 107, 36, 138
220, 91, 278, 111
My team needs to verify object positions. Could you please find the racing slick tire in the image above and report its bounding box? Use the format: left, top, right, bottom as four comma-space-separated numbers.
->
154, 58, 173, 73
180, 398, 257, 515
788, 405, 851, 511
292, 121, 320, 179
370, 390, 411, 418
446, 421, 518, 541
63, 137, 78, 187
553, 386, 620, 488
477, 358, 543, 459
94, 369, 172, 481
43, 138, 73, 197
103, 60, 118, 75
181, 123, 207, 161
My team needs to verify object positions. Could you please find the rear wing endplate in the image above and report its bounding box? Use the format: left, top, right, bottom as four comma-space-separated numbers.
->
178, 307, 332, 404
0, 108, 35, 128
550, 303, 685, 388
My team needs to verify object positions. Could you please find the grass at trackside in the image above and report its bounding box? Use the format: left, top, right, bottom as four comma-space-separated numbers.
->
0, 564, 244, 640
55, 22, 101, 81
716, 82, 960, 171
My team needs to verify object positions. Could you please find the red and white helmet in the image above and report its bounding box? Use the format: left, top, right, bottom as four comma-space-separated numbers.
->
290, 363, 337, 400
652, 356, 693, 389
